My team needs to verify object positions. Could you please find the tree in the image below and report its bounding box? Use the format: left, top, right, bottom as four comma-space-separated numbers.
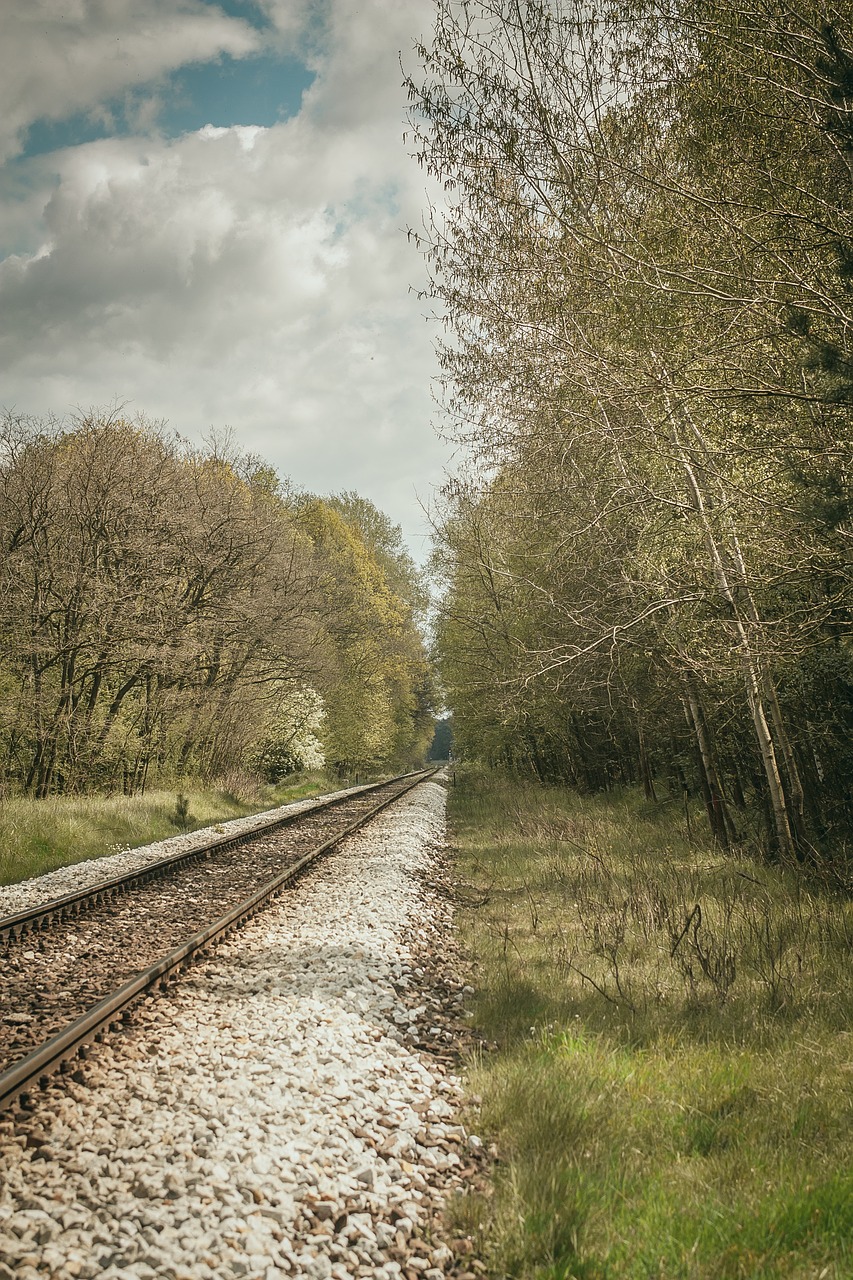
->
411, 0, 853, 858
0, 410, 433, 795
297, 498, 435, 773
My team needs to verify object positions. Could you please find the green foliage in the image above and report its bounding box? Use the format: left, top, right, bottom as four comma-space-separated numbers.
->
413, 1, 853, 862
297, 497, 436, 774
325, 490, 430, 622
0, 410, 434, 801
428, 716, 453, 761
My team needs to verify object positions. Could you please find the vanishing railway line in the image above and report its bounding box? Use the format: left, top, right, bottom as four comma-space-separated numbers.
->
0, 769, 438, 1112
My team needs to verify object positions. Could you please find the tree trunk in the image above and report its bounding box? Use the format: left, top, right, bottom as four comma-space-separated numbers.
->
681, 682, 733, 847
665, 387, 798, 859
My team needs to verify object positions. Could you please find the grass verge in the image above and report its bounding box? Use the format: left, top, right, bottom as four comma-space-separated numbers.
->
448, 767, 853, 1279
0, 771, 335, 887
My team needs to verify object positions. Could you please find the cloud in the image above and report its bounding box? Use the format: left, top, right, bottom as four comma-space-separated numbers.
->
0, 0, 445, 555
0, 1, 262, 163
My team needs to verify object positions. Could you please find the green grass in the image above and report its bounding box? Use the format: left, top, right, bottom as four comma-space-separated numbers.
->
448, 768, 853, 1279
0, 771, 335, 887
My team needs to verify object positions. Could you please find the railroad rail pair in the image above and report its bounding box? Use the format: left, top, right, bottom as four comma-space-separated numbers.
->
0, 768, 439, 1114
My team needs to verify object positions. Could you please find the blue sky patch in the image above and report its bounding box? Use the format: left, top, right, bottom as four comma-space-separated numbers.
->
21, 52, 314, 160
168, 53, 314, 133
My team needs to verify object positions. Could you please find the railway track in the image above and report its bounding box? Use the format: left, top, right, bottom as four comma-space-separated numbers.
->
0, 768, 438, 1113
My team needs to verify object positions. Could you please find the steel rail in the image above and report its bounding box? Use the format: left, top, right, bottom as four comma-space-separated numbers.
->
0, 770, 426, 943
0, 768, 439, 1113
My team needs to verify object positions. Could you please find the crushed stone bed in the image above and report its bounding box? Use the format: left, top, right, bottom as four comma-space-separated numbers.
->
0, 777, 487, 1280
0, 782, 371, 917
0, 780, 423, 1071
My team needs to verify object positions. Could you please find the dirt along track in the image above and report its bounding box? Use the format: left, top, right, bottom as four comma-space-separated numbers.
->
0, 773, 433, 1080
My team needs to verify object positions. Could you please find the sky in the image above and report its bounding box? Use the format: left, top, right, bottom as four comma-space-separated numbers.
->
0, 0, 448, 560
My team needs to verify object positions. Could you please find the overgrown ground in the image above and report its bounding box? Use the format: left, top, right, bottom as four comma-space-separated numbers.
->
0, 772, 333, 887
448, 768, 853, 1279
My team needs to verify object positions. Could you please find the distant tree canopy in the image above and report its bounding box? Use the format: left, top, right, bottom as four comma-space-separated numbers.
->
410, 0, 853, 863
0, 408, 436, 796
428, 716, 453, 761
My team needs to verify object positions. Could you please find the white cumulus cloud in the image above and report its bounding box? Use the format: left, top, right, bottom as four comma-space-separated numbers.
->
0, 0, 446, 556
0, 1, 262, 163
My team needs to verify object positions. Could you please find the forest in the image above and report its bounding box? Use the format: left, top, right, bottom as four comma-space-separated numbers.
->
0, 408, 434, 799
410, 0, 853, 867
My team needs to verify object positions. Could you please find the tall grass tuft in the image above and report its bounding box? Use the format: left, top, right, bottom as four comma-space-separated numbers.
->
450, 768, 853, 1278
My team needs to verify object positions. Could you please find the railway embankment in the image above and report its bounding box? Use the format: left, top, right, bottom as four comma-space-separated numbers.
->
0, 776, 488, 1280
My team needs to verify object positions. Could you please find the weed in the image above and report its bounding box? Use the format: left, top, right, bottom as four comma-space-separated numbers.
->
171, 792, 192, 830
450, 766, 853, 1278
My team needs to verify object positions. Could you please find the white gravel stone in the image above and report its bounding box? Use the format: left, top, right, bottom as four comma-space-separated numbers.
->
0, 778, 468, 1279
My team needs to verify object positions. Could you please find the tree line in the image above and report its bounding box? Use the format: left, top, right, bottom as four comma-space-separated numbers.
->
0, 409, 434, 797
409, 0, 853, 862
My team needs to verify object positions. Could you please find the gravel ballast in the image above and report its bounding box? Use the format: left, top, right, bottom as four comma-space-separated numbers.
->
0, 777, 484, 1280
